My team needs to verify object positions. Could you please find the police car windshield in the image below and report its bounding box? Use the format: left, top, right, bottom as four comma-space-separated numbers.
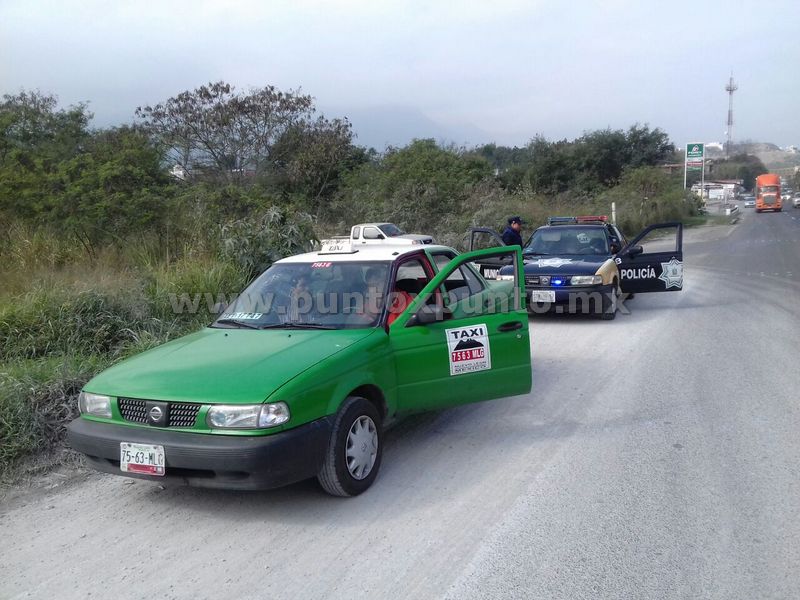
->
211, 261, 391, 330
524, 226, 609, 256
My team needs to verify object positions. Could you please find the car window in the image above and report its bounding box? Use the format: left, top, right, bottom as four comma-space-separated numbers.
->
608, 225, 627, 252
395, 258, 430, 291
467, 230, 504, 250
379, 223, 405, 237
363, 227, 382, 240
351, 226, 361, 239
431, 253, 485, 302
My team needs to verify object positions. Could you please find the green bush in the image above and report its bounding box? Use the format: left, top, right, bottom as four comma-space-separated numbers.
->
219, 206, 317, 279
0, 284, 149, 361
144, 256, 248, 324
0, 356, 105, 479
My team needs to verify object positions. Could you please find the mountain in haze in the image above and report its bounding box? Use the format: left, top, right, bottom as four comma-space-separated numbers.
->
327, 105, 490, 151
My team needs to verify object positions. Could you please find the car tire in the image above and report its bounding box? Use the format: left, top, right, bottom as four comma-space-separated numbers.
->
600, 283, 619, 320
317, 396, 383, 497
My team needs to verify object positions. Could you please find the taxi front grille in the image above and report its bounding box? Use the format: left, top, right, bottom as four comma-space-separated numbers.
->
168, 403, 201, 427
118, 398, 201, 428
118, 398, 147, 423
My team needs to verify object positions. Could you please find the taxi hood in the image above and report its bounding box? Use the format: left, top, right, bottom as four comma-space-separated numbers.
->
522, 254, 610, 275
84, 327, 376, 404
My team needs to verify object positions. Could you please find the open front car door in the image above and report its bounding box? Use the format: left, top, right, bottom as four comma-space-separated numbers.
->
466, 227, 514, 279
389, 247, 532, 413
616, 222, 684, 294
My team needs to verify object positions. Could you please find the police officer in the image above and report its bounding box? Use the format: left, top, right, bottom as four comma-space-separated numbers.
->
501, 216, 524, 247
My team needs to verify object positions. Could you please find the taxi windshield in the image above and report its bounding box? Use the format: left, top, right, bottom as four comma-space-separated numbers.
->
523, 226, 609, 256
212, 261, 391, 330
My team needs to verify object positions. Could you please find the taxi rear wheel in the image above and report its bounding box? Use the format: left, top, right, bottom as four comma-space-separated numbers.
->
317, 396, 383, 497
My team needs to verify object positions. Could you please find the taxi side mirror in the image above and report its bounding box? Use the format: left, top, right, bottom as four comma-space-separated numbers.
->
406, 304, 451, 327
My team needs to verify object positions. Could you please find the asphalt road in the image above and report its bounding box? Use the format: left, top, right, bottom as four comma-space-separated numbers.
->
2, 206, 799, 600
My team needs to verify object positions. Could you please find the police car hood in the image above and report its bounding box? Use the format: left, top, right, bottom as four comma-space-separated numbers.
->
522, 254, 609, 275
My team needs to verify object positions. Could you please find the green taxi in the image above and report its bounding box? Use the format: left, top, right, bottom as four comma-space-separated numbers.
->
68, 243, 531, 496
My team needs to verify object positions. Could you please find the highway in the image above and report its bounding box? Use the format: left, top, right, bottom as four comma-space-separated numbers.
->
2, 206, 799, 600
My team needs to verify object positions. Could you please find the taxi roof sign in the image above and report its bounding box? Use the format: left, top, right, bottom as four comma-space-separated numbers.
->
319, 238, 357, 254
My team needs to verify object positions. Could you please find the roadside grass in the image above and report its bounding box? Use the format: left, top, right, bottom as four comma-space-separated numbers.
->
0, 355, 106, 483
0, 238, 245, 479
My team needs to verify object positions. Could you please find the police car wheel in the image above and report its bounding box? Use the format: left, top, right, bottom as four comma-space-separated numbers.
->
600, 283, 619, 320
317, 396, 383, 497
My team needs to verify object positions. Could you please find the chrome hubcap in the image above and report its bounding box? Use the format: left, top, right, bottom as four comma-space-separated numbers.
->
345, 415, 378, 480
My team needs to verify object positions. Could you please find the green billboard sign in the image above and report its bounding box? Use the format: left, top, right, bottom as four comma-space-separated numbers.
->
686, 143, 704, 171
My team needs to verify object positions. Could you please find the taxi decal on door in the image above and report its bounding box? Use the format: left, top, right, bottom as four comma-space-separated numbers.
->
446, 323, 492, 375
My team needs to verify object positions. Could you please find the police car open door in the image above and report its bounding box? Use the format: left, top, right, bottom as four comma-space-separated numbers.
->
616, 222, 683, 294
389, 247, 532, 413
466, 227, 514, 279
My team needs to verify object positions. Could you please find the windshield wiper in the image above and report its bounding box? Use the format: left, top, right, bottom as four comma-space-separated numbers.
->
258, 322, 337, 330
213, 318, 261, 330
523, 251, 548, 256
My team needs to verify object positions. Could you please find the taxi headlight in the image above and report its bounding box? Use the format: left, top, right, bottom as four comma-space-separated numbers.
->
570, 275, 603, 285
78, 392, 112, 418
207, 403, 290, 429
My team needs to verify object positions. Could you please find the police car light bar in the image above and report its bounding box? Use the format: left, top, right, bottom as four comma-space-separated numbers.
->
546, 216, 577, 225
575, 215, 608, 223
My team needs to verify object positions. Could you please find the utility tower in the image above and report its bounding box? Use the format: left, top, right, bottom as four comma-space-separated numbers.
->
725, 74, 738, 157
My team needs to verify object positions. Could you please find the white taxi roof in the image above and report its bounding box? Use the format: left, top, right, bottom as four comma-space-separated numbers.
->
278, 244, 456, 264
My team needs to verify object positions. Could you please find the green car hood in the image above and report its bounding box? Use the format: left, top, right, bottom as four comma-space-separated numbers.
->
85, 327, 376, 404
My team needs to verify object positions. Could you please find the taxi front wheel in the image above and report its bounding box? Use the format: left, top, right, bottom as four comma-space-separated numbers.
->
317, 396, 383, 497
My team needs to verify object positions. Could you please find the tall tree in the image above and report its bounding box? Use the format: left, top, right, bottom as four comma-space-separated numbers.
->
0, 91, 92, 220
269, 115, 361, 209
135, 81, 316, 185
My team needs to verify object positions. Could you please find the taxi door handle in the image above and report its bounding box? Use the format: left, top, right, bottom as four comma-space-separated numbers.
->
497, 321, 523, 332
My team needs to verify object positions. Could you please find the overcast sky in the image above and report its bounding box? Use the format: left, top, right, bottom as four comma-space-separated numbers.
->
2, 0, 798, 149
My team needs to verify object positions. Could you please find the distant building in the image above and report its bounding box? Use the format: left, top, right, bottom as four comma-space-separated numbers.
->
170, 164, 189, 181
691, 179, 743, 201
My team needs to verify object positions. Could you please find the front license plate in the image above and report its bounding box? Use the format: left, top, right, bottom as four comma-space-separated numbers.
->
531, 290, 556, 303
120, 442, 165, 476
